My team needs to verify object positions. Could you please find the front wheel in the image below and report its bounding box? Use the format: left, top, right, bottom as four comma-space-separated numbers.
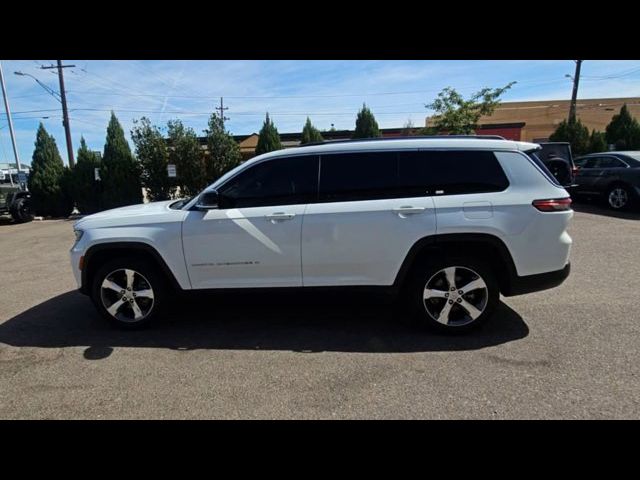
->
407, 259, 499, 333
91, 257, 167, 329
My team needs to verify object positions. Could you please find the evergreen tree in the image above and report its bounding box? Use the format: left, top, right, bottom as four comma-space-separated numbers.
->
255, 113, 282, 155
28, 123, 72, 216
588, 130, 607, 154
69, 137, 102, 214
204, 113, 242, 183
300, 117, 324, 144
167, 119, 207, 197
549, 118, 590, 156
605, 104, 640, 150
131, 117, 174, 201
101, 112, 142, 208
352, 104, 381, 139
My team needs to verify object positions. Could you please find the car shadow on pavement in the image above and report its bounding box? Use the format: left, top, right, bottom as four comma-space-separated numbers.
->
572, 201, 640, 220
0, 290, 529, 357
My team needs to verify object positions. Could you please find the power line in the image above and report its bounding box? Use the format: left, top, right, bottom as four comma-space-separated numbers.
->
75, 65, 186, 113
59, 77, 625, 101
581, 65, 640, 80
69, 108, 434, 116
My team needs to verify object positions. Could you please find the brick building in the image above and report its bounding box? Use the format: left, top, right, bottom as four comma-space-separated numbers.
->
427, 97, 640, 143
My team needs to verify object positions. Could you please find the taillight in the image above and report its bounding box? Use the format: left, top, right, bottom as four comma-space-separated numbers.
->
532, 198, 572, 212
572, 166, 580, 175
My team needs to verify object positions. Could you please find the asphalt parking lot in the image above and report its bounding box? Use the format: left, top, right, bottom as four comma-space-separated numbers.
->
1, 202, 639, 419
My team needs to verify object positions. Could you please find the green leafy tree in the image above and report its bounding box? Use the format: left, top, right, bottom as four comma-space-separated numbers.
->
204, 112, 242, 183
131, 117, 174, 201
418, 126, 439, 136
352, 104, 381, 139
426, 82, 515, 134
300, 117, 324, 144
256, 113, 283, 155
605, 104, 640, 150
101, 112, 141, 208
588, 130, 607, 154
68, 137, 102, 213
28, 123, 72, 216
549, 118, 590, 156
167, 119, 207, 197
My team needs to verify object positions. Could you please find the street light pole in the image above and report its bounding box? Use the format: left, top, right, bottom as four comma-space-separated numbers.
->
0, 60, 22, 187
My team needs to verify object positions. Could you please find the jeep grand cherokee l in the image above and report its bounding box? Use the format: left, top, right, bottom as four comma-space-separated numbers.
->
70, 136, 572, 333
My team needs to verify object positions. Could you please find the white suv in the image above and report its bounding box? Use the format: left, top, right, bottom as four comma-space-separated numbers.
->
70, 136, 573, 332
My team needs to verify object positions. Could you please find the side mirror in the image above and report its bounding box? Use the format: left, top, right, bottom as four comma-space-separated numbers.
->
196, 190, 219, 210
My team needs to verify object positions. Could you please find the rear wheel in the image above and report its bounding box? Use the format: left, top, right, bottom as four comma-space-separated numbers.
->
407, 258, 499, 333
10, 197, 34, 223
91, 257, 167, 329
607, 184, 635, 211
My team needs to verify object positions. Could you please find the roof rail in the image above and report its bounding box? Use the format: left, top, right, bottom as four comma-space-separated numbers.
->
299, 134, 507, 147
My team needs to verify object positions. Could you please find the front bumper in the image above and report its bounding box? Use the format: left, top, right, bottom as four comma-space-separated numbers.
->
503, 262, 571, 297
70, 246, 84, 290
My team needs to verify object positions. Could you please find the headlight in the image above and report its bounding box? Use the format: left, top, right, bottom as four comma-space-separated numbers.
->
74, 229, 84, 242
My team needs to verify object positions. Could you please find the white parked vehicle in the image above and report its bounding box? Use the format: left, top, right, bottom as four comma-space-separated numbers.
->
71, 136, 573, 332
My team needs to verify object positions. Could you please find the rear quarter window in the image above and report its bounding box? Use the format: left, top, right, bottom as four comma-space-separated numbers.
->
399, 150, 510, 195
527, 152, 562, 187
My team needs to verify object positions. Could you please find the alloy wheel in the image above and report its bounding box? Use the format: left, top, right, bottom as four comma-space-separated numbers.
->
608, 187, 628, 209
423, 266, 489, 327
100, 268, 155, 323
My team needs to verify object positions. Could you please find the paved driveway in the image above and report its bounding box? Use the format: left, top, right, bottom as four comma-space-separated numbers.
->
0, 203, 638, 419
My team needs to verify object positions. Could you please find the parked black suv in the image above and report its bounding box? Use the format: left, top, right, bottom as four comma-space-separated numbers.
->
535, 142, 576, 187
572, 151, 640, 210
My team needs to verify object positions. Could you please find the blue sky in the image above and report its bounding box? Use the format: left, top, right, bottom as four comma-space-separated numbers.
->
2, 60, 640, 166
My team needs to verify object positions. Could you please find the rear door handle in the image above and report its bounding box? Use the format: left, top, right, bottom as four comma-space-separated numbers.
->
266, 212, 296, 221
393, 206, 426, 215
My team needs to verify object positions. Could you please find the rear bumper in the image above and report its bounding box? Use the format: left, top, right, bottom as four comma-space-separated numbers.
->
503, 262, 570, 297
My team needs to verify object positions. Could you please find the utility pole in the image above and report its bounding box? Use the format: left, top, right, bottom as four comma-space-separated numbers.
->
0, 60, 21, 187
568, 60, 583, 124
216, 97, 229, 127
41, 61, 75, 167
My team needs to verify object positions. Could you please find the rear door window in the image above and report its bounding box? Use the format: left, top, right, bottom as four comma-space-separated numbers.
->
319, 151, 400, 202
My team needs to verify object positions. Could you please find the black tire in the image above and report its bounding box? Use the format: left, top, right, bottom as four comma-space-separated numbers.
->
91, 256, 167, 329
606, 184, 635, 211
9, 197, 34, 223
406, 257, 499, 334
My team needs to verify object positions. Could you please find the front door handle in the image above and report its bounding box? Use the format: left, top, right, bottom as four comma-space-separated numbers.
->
266, 212, 296, 221
393, 206, 426, 216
